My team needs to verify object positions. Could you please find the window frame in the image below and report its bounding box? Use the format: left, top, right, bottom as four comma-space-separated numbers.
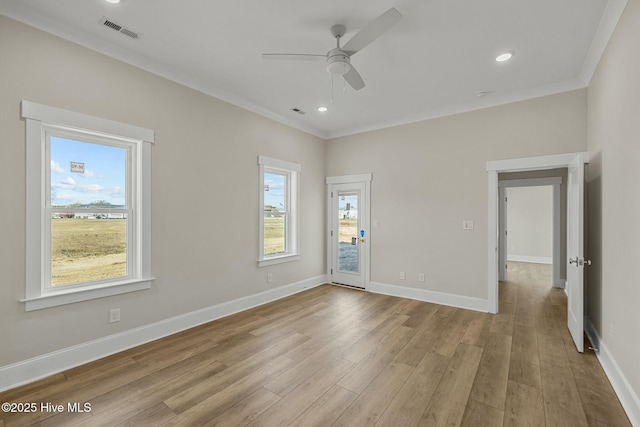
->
258, 155, 300, 267
22, 101, 154, 311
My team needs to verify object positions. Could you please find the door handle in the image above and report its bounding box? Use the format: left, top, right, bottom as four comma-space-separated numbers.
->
569, 257, 592, 266
359, 238, 365, 243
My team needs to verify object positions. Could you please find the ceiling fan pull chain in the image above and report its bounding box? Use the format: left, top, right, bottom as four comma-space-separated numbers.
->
331, 74, 335, 104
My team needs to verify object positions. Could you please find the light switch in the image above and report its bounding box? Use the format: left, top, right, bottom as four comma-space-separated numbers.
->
463, 220, 474, 230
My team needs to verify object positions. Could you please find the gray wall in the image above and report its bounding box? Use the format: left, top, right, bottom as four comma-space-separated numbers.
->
506, 186, 553, 263
326, 91, 587, 299
0, 15, 326, 366
587, 0, 640, 404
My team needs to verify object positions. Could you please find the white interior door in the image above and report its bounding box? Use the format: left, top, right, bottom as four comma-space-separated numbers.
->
567, 153, 586, 353
331, 183, 366, 288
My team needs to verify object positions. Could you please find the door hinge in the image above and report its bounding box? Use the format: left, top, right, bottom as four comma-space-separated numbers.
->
331, 230, 333, 236
331, 268, 333, 275
331, 191, 333, 198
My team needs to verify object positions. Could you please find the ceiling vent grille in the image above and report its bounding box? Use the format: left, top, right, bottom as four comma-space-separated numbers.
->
101, 17, 141, 39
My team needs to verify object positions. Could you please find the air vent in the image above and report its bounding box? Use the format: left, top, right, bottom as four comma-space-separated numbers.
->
291, 108, 306, 115
101, 17, 141, 39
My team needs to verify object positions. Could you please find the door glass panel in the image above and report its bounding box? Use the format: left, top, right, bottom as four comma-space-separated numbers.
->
337, 191, 359, 273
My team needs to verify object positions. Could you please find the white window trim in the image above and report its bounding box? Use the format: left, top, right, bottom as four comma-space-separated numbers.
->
21, 101, 154, 311
258, 155, 300, 267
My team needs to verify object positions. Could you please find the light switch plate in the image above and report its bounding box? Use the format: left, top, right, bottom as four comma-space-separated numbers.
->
463, 220, 474, 230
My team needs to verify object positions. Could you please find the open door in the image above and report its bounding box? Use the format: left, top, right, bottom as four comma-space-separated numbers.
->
498, 186, 507, 281
567, 153, 587, 352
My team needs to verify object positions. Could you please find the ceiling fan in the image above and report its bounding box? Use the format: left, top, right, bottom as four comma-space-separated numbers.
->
262, 8, 402, 91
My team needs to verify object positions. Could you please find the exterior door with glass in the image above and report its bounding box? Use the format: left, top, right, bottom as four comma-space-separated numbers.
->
330, 182, 366, 288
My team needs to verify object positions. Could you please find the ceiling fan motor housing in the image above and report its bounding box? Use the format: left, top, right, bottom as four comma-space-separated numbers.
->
326, 49, 351, 75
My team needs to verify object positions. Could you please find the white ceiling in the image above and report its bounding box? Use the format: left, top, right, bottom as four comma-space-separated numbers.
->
0, 0, 625, 139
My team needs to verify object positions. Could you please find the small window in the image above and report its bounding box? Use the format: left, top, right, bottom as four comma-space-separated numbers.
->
258, 156, 300, 267
22, 101, 154, 310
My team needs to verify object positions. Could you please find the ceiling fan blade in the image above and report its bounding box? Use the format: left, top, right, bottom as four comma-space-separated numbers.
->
343, 66, 365, 91
342, 8, 402, 55
262, 53, 326, 61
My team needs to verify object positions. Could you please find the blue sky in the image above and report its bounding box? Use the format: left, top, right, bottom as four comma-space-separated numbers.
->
339, 193, 358, 211
50, 136, 126, 207
264, 172, 285, 210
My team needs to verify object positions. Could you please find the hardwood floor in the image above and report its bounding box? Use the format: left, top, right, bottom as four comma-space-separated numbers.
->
0, 263, 631, 426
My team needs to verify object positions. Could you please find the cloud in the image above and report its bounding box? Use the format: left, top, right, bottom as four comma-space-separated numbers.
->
52, 180, 105, 193
82, 184, 105, 193
110, 186, 125, 198
51, 160, 65, 174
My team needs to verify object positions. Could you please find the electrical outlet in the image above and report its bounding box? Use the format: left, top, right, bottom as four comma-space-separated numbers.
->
267, 273, 273, 283
109, 308, 120, 323
400, 272, 405, 280
418, 273, 425, 282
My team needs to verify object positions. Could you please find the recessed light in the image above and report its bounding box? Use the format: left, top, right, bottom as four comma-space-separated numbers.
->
496, 52, 513, 62
317, 106, 328, 112
105, 0, 121, 4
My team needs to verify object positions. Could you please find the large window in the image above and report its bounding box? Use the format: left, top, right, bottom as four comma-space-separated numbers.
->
22, 101, 154, 310
258, 156, 300, 267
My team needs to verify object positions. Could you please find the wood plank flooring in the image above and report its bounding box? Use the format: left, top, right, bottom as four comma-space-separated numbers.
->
0, 262, 631, 426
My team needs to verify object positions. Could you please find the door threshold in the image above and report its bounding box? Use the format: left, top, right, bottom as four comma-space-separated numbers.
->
331, 282, 365, 291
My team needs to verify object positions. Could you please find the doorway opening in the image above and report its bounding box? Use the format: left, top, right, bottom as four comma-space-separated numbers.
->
498, 174, 565, 288
487, 152, 588, 352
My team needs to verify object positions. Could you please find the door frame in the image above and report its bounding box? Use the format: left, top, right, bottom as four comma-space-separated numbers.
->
326, 174, 372, 289
498, 177, 563, 287
486, 152, 587, 314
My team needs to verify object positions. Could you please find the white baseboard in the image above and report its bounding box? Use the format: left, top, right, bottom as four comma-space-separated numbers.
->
585, 317, 640, 426
507, 255, 553, 265
0, 274, 328, 393
368, 281, 488, 313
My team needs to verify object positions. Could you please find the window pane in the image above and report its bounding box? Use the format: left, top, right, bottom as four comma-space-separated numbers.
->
264, 172, 286, 213
50, 136, 127, 209
264, 213, 286, 256
264, 171, 287, 256
51, 213, 128, 286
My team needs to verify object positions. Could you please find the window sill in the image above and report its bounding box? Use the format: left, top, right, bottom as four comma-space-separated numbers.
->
258, 254, 300, 267
21, 277, 155, 311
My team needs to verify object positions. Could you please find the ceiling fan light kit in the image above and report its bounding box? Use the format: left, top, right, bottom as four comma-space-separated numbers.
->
326, 50, 351, 75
